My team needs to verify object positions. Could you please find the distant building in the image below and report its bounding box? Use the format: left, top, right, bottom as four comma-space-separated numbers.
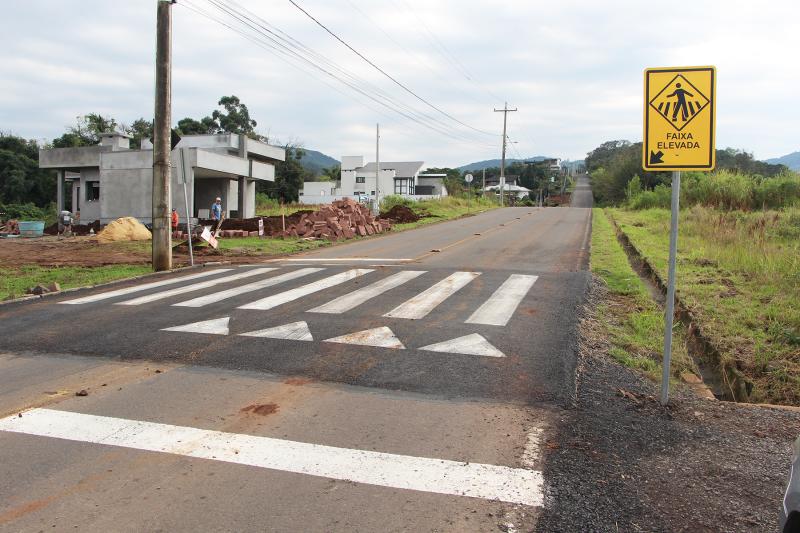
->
39, 132, 285, 224
300, 155, 447, 204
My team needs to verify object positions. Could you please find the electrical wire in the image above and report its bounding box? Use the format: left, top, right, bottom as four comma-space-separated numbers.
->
286, 0, 497, 138
182, 0, 495, 148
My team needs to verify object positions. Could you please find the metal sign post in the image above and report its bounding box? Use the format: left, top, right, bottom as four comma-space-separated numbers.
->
643, 65, 716, 405
661, 170, 680, 404
464, 173, 473, 213
179, 148, 194, 267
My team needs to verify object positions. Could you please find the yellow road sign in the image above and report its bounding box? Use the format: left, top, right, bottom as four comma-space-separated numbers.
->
643, 66, 716, 171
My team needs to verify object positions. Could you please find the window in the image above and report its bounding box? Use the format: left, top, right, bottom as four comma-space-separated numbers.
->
86, 182, 100, 202
356, 176, 365, 184
394, 179, 409, 195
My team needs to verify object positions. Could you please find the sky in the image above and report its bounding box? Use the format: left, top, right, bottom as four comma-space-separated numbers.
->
2, 0, 799, 168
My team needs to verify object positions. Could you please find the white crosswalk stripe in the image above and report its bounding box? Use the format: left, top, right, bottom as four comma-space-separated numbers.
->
60, 269, 233, 305
383, 271, 481, 320
308, 270, 426, 314
116, 268, 277, 306
172, 268, 324, 308
465, 274, 538, 326
238, 269, 374, 311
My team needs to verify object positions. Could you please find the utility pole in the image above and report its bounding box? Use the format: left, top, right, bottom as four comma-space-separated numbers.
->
374, 123, 380, 215
153, 0, 174, 271
494, 102, 517, 206
482, 168, 486, 196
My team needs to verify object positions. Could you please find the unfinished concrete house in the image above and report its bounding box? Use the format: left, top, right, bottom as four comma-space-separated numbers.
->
39, 132, 285, 224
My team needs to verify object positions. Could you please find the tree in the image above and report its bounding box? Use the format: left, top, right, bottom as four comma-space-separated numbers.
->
212, 95, 258, 137
259, 145, 310, 203
319, 164, 340, 182
0, 133, 54, 207
122, 118, 154, 149
176, 116, 218, 136
52, 114, 119, 148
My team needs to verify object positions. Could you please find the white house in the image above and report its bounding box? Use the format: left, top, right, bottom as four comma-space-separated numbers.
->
300, 155, 447, 204
39, 132, 285, 224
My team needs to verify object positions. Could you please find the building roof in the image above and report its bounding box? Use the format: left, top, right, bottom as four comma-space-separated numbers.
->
359, 161, 424, 177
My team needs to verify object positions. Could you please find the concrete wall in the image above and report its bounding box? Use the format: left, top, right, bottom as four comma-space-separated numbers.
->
39, 146, 105, 169
79, 168, 101, 223
301, 181, 338, 198
195, 178, 234, 219
341, 156, 363, 171
416, 177, 448, 196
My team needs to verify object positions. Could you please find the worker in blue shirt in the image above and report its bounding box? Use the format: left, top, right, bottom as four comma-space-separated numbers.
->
211, 197, 222, 220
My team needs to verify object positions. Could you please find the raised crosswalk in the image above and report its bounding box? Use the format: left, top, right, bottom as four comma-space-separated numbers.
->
238, 269, 374, 311
173, 268, 323, 308
60, 267, 539, 329
116, 268, 276, 306
383, 271, 480, 320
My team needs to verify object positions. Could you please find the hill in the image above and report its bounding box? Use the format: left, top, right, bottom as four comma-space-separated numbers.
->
457, 156, 552, 172
765, 151, 800, 170
299, 149, 339, 176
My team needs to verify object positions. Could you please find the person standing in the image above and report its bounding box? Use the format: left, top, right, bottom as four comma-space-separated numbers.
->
211, 197, 222, 221
171, 208, 179, 238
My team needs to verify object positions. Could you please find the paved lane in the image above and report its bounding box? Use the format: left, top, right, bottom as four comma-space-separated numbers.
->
0, 177, 593, 531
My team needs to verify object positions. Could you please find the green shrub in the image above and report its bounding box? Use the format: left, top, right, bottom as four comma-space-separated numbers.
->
380, 195, 415, 211
0, 202, 53, 222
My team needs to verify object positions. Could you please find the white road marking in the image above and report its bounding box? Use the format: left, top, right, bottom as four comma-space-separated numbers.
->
521, 427, 543, 468
465, 274, 538, 326
383, 271, 480, 319
267, 258, 411, 263
238, 269, 374, 311
116, 268, 277, 305
309, 270, 426, 314
162, 317, 230, 335
240, 321, 313, 341
59, 269, 233, 305
324, 327, 405, 349
0, 409, 543, 507
419, 334, 505, 358
173, 268, 324, 308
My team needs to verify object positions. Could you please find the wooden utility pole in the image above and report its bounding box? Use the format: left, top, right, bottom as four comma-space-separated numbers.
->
153, 0, 174, 271
482, 168, 486, 196
494, 102, 517, 207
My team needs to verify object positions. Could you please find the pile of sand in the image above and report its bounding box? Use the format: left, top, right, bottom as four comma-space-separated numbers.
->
96, 217, 152, 243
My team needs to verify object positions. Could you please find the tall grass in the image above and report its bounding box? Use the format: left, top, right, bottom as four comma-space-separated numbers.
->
626, 170, 800, 211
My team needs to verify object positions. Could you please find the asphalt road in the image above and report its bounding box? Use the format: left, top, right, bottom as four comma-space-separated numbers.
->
0, 177, 593, 531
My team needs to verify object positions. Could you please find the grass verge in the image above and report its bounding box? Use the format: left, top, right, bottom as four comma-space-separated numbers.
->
214, 236, 331, 256
1, 264, 152, 301
609, 206, 800, 404
591, 208, 694, 381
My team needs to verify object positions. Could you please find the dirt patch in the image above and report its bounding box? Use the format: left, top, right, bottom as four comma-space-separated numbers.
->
535, 277, 800, 533
380, 205, 420, 223
240, 403, 279, 416
283, 377, 313, 386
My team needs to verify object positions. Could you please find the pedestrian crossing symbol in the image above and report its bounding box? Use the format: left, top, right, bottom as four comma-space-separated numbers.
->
643, 66, 716, 171
649, 75, 709, 131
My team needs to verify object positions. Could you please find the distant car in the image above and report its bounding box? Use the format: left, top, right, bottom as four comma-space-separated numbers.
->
781, 436, 800, 532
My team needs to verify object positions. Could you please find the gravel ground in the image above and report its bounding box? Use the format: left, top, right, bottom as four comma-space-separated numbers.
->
535, 277, 800, 532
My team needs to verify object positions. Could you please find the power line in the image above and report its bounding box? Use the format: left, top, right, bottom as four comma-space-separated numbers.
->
183, 0, 494, 148
218, 0, 485, 145
287, 0, 497, 138
393, 0, 503, 104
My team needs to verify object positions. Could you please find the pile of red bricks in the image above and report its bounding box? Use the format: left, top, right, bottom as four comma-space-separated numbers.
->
280, 199, 391, 240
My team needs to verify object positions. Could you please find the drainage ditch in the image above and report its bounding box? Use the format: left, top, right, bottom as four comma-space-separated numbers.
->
605, 211, 753, 403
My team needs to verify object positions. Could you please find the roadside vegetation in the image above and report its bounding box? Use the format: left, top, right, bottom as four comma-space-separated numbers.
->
587, 138, 800, 405
380, 194, 499, 230
0, 265, 151, 301
590, 207, 694, 380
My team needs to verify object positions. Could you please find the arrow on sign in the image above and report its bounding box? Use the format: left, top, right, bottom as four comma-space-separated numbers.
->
649, 150, 665, 165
